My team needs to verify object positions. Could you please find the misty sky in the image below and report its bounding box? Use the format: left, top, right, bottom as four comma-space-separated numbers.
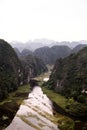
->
0, 0, 87, 42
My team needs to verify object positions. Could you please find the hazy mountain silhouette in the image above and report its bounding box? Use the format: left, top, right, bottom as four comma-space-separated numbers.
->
10, 39, 87, 52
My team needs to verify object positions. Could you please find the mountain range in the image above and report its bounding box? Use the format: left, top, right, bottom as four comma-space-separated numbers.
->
10, 39, 87, 52
14, 43, 87, 65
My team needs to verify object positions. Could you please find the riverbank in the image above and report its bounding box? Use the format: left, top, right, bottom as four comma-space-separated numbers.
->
42, 87, 87, 130
0, 85, 30, 130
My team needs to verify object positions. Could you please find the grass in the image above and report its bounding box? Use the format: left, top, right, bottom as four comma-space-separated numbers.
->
0, 84, 30, 105
16, 84, 30, 93
42, 87, 67, 109
34, 65, 53, 84
57, 116, 75, 130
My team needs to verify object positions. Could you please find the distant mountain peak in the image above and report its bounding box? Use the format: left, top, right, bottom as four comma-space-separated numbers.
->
10, 39, 87, 52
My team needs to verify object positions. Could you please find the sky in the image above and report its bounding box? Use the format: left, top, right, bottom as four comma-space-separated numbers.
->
0, 0, 87, 43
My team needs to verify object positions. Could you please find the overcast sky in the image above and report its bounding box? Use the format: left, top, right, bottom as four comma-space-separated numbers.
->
0, 0, 87, 42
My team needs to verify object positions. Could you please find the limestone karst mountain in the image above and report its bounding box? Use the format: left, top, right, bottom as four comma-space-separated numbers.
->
13, 40, 87, 65
20, 54, 48, 84
5, 86, 59, 130
48, 47, 87, 103
0, 39, 23, 100
21, 49, 33, 57
34, 46, 71, 64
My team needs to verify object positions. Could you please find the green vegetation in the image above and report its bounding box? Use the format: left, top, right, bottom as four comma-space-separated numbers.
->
42, 86, 87, 130
43, 47, 87, 129
34, 46, 71, 64
58, 117, 75, 130
1, 81, 86, 130
47, 47, 87, 102
0, 39, 23, 100
20, 54, 48, 84
0, 41, 87, 129
42, 87, 67, 109
42, 87, 75, 130
0, 39, 48, 100
0, 84, 30, 105
0, 84, 30, 130
65, 98, 87, 117
45, 47, 87, 120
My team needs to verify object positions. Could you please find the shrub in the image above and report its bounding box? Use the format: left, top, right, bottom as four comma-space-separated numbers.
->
58, 117, 74, 130
77, 94, 86, 103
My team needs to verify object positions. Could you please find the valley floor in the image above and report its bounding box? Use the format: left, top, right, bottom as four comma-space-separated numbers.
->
0, 70, 87, 130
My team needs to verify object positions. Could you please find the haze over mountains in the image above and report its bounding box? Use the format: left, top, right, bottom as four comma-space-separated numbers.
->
10, 39, 87, 52
13, 40, 87, 65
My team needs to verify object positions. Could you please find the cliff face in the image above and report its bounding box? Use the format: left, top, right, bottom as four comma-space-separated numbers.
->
0, 39, 23, 100
5, 86, 59, 130
21, 55, 48, 84
48, 47, 87, 101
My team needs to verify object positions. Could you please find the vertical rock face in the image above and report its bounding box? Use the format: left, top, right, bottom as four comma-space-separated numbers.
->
5, 86, 59, 130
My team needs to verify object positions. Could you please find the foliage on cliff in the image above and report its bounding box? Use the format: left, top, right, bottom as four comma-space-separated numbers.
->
0, 39, 23, 100
21, 54, 48, 84
48, 47, 87, 102
34, 46, 71, 64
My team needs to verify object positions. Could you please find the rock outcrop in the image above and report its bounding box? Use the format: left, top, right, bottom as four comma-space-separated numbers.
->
5, 86, 59, 130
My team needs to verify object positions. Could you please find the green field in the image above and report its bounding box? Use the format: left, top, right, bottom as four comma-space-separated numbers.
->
0, 84, 30, 105
42, 87, 67, 109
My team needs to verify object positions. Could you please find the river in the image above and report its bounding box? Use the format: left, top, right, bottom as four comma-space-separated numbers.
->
5, 85, 59, 130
